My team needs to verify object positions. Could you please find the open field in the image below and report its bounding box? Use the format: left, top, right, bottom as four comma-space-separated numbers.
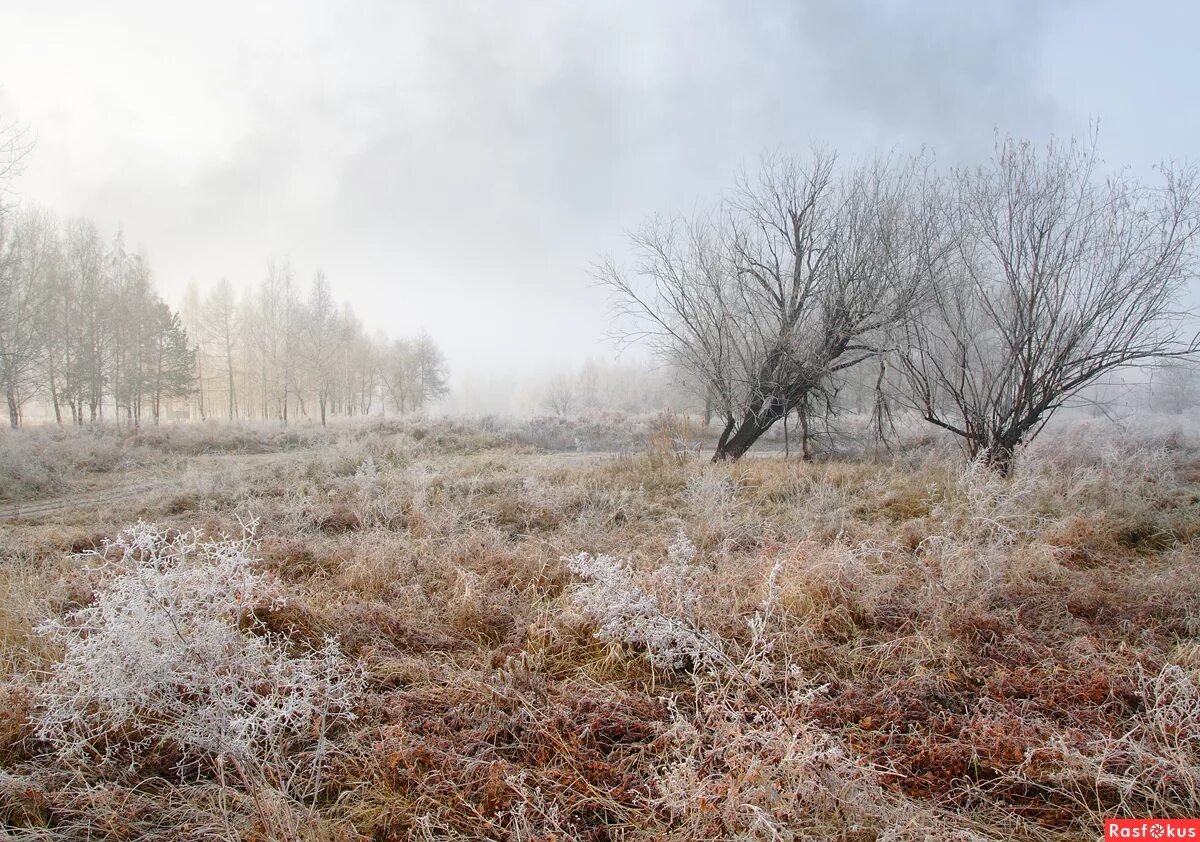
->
3, 417, 1200, 840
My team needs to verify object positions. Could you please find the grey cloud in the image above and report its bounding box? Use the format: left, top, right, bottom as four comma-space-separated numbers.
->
0, 0, 1183, 376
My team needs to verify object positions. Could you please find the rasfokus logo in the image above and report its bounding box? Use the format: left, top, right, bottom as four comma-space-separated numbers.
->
1107, 820, 1200, 839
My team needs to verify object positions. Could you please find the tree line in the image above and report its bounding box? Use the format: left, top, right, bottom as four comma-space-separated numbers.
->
0, 210, 195, 428
600, 134, 1200, 471
180, 266, 448, 427
0, 216, 449, 431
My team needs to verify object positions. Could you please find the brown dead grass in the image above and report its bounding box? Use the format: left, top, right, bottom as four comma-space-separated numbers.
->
2, 422, 1200, 839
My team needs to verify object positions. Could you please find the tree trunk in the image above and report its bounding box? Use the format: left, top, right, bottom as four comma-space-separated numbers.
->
48, 363, 63, 424
713, 405, 783, 461
973, 437, 1018, 477
226, 355, 235, 422
6, 383, 19, 430
799, 409, 813, 461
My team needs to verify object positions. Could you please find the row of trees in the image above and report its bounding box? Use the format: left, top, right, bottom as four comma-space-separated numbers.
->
181, 267, 448, 426
539, 358, 695, 417
0, 209, 195, 428
0, 116, 449, 429
0, 207, 451, 431
602, 135, 1200, 470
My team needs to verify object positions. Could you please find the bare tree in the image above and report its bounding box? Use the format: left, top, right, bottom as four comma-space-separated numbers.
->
380, 332, 449, 414
542, 374, 576, 417
300, 271, 338, 426
899, 135, 1200, 473
598, 151, 938, 459
62, 218, 109, 423
1152, 360, 1200, 414
0, 208, 57, 427
380, 337, 416, 414
346, 326, 378, 416
577, 359, 601, 410
203, 278, 241, 421
180, 281, 207, 420
252, 260, 299, 424
109, 241, 152, 428
0, 118, 32, 215
412, 331, 449, 410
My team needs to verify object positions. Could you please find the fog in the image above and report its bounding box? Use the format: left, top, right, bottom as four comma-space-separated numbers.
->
8, 10, 1200, 837
1, 0, 1198, 406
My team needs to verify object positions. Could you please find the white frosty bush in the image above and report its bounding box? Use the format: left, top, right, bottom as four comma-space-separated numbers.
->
564, 547, 721, 671
685, 469, 743, 527
666, 529, 698, 566
34, 521, 365, 787
349, 454, 402, 527
566, 530, 787, 676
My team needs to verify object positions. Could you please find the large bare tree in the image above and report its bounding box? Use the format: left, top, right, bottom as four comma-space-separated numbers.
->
598, 151, 941, 460
899, 136, 1200, 473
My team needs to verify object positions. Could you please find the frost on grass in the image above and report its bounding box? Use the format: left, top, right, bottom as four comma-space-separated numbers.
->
35, 521, 365, 783
564, 531, 721, 671
1014, 663, 1200, 822
565, 530, 787, 675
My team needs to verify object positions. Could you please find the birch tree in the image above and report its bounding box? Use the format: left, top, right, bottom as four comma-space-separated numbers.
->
204, 278, 241, 421
300, 272, 338, 426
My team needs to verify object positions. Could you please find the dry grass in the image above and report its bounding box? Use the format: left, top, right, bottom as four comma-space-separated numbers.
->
2, 417, 1199, 839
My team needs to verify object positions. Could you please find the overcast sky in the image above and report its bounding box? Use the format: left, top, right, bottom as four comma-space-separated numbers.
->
1, 0, 1197, 383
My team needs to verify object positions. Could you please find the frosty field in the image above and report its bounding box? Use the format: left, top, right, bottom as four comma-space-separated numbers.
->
1, 417, 1199, 840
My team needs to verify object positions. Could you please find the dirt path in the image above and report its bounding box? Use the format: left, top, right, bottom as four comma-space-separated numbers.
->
0, 481, 163, 520
0, 450, 302, 522
0, 446, 790, 522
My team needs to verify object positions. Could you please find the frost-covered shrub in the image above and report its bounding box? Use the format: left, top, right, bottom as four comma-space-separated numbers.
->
933, 456, 1048, 545
518, 475, 565, 522
565, 546, 720, 671
0, 437, 59, 498
35, 522, 364, 787
0, 426, 138, 499
566, 530, 792, 676
684, 468, 739, 516
510, 415, 578, 451
685, 467, 760, 551
502, 412, 650, 452
654, 530, 704, 616
931, 426, 1189, 550
1023, 430, 1182, 527
344, 455, 401, 528
655, 696, 987, 841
